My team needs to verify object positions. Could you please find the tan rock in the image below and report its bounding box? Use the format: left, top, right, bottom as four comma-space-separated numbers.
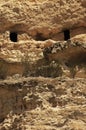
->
0, 0, 86, 130
0, 0, 85, 63
0, 77, 86, 130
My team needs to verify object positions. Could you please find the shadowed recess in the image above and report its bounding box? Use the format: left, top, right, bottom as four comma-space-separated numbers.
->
10, 32, 18, 42
35, 33, 47, 41
64, 29, 70, 41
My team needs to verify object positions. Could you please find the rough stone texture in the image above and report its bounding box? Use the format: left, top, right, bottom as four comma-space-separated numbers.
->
0, 77, 86, 130
0, 0, 86, 130
0, 0, 86, 64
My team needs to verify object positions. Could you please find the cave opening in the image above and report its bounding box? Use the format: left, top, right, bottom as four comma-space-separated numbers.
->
35, 33, 47, 41
64, 29, 70, 41
10, 32, 18, 42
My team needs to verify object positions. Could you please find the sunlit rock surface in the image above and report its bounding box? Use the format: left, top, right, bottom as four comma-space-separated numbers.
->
0, 0, 86, 130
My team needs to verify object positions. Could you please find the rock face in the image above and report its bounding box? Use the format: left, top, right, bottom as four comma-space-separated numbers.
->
0, 77, 86, 130
0, 0, 86, 38
0, 0, 86, 130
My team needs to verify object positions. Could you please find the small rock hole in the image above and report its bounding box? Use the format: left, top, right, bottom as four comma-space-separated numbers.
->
10, 32, 18, 42
35, 33, 47, 41
64, 29, 70, 41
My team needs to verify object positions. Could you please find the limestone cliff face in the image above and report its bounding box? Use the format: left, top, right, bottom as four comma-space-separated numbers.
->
0, 0, 86, 64
0, 0, 86, 35
0, 0, 86, 130
0, 77, 86, 130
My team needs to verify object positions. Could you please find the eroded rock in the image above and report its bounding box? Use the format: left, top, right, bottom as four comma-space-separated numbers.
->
0, 0, 86, 130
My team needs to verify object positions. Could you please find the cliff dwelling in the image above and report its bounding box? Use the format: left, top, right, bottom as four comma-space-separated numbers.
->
0, 0, 86, 130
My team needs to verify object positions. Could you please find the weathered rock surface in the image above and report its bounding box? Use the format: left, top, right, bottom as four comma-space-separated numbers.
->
0, 0, 86, 130
0, 0, 85, 77
0, 77, 86, 130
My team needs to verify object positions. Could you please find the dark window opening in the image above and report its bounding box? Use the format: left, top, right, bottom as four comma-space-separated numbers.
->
64, 29, 70, 41
35, 33, 47, 41
10, 32, 18, 42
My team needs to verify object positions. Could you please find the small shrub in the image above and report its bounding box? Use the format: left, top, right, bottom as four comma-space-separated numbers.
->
35, 61, 63, 78
69, 65, 79, 78
21, 52, 63, 78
